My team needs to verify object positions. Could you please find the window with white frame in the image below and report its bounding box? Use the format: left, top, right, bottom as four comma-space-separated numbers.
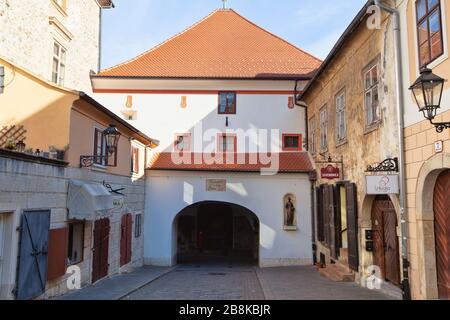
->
320, 105, 328, 151
309, 117, 316, 155
218, 134, 236, 153
364, 62, 380, 127
174, 134, 191, 152
52, 42, 66, 86
335, 91, 347, 143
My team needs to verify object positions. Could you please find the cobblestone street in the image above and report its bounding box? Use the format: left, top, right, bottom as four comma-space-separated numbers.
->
121, 264, 398, 300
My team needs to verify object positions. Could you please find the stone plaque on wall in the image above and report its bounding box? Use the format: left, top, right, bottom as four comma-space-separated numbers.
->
206, 179, 227, 192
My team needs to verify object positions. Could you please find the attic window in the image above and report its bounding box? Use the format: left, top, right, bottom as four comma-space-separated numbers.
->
218, 92, 236, 114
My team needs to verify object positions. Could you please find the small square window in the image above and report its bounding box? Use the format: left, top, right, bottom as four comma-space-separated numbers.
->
282, 134, 302, 151
218, 92, 236, 114
218, 134, 236, 153
174, 134, 191, 152
68, 222, 84, 265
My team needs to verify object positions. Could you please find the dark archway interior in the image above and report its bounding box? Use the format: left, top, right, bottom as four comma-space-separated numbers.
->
176, 201, 259, 265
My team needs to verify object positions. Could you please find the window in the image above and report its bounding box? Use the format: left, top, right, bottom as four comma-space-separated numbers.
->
0, 66, 4, 94
319, 105, 328, 151
335, 91, 347, 143
218, 134, 236, 153
218, 92, 236, 114
282, 134, 302, 151
174, 133, 191, 152
135, 214, 142, 238
416, 0, 444, 67
309, 117, 317, 154
67, 222, 84, 265
94, 128, 107, 166
364, 62, 380, 127
52, 42, 66, 86
131, 147, 140, 174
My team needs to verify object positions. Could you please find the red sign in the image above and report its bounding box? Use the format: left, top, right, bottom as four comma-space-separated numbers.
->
321, 165, 340, 180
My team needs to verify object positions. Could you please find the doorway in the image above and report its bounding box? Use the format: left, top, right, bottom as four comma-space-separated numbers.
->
371, 196, 401, 286
176, 201, 259, 265
433, 170, 449, 300
92, 218, 110, 283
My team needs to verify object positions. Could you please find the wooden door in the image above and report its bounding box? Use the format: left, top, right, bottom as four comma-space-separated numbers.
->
371, 197, 401, 285
120, 214, 133, 267
433, 170, 450, 300
92, 218, 110, 283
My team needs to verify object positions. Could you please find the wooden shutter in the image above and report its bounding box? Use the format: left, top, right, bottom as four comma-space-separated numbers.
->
346, 183, 359, 271
323, 186, 331, 246
47, 228, 68, 280
329, 186, 342, 259
316, 187, 324, 242
120, 214, 133, 267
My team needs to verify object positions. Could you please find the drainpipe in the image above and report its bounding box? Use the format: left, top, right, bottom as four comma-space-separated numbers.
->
374, 0, 411, 300
294, 80, 317, 264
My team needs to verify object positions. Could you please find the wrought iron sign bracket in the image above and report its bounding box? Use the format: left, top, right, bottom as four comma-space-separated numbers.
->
430, 119, 450, 133
79, 155, 109, 168
103, 180, 125, 196
366, 157, 399, 173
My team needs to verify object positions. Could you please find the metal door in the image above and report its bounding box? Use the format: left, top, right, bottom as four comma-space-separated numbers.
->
16, 210, 50, 300
433, 170, 450, 300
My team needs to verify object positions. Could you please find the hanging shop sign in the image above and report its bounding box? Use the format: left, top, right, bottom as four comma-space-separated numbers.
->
321, 165, 340, 180
366, 174, 399, 195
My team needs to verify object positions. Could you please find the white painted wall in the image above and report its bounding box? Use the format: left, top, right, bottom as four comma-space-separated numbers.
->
93, 79, 307, 153
144, 170, 313, 268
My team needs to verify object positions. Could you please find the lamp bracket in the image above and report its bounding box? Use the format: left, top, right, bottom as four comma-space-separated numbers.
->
430, 120, 450, 133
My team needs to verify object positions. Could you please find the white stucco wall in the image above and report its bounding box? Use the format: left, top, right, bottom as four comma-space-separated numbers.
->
93, 79, 307, 153
144, 170, 313, 268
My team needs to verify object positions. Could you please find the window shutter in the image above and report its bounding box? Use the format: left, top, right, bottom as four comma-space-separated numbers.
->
323, 186, 331, 246
47, 228, 68, 281
316, 187, 324, 242
345, 183, 359, 271
329, 185, 340, 259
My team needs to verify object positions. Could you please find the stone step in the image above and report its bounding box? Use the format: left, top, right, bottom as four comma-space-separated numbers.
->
318, 264, 355, 282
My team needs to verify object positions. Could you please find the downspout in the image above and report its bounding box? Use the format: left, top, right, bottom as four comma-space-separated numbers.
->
98, 8, 103, 72
295, 80, 317, 264
374, 0, 411, 300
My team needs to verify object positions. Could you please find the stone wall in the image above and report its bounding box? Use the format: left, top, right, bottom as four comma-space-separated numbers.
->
301, 10, 401, 283
0, 154, 145, 299
0, 0, 101, 93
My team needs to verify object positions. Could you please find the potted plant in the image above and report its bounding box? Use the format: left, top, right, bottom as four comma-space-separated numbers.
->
4, 138, 16, 150
49, 145, 66, 160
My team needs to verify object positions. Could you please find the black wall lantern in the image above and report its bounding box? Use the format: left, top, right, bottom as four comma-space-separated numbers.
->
409, 67, 449, 133
80, 124, 121, 167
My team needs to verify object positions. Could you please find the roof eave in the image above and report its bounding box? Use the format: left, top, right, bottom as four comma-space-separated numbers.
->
78, 92, 158, 146
91, 75, 315, 81
300, 0, 374, 99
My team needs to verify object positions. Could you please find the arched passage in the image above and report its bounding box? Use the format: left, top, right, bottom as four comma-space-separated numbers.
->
173, 201, 260, 265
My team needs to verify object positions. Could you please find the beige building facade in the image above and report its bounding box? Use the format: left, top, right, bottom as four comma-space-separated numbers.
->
301, 1, 405, 298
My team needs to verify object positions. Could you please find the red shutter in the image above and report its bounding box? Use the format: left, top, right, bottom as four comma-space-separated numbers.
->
47, 228, 68, 280
120, 214, 133, 267
127, 214, 133, 263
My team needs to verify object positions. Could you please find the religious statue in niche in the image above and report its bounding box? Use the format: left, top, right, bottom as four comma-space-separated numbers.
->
283, 194, 297, 230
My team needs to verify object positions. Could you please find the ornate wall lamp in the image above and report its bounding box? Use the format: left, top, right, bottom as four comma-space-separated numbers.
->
80, 124, 121, 167
409, 67, 449, 133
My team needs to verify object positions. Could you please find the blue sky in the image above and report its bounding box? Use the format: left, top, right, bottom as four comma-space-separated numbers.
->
100, 0, 367, 69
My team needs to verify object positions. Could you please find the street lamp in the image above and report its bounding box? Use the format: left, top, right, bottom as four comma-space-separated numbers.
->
80, 124, 121, 167
409, 67, 449, 133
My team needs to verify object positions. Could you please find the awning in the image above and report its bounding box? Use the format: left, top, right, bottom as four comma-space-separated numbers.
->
67, 180, 115, 220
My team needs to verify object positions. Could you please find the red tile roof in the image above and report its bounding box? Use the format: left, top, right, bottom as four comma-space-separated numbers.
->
96, 9, 321, 80
148, 152, 314, 173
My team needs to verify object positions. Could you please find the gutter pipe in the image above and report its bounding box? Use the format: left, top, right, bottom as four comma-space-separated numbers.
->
374, 0, 411, 300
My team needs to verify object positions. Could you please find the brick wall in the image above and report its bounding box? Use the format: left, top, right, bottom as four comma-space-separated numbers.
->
0, 155, 145, 299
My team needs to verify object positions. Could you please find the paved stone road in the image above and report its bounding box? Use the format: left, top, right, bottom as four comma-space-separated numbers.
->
122, 264, 397, 300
